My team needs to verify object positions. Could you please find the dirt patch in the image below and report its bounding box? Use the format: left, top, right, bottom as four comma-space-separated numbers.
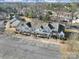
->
60, 40, 79, 59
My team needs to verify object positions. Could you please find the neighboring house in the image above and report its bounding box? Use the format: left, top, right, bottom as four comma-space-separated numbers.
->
16, 7, 27, 15
10, 20, 20, 28
5, 17, 21, 32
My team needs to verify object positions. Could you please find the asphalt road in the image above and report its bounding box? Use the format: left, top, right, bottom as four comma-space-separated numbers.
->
0, 33, 61, 59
